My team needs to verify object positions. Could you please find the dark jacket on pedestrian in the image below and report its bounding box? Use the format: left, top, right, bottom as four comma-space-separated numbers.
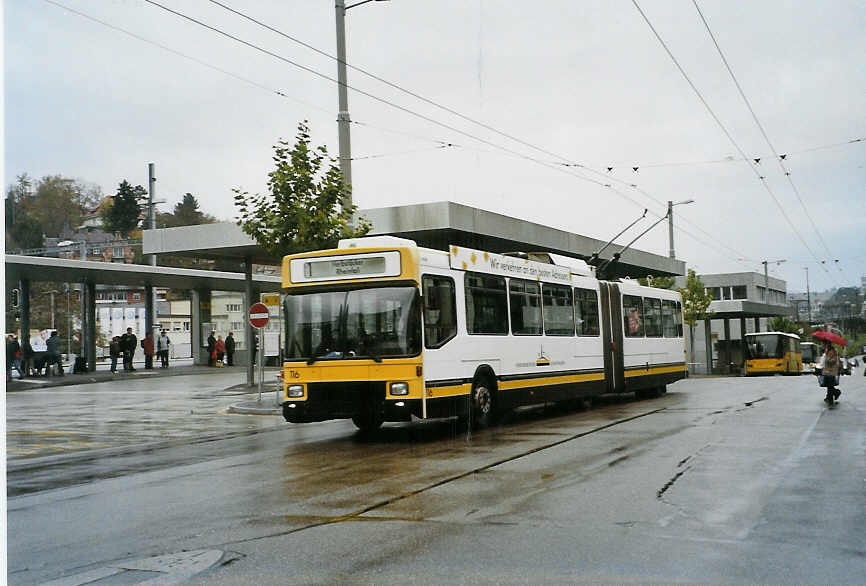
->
207, 333, 216, 353
22, 340, 34, 360
46, 333, 61, 354
225, 334, 236, 354
121, 332, 137, 353
109, 339, 120, 358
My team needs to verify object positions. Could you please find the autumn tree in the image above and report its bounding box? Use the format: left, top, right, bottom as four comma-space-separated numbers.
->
233, 121, 370, 258
6, 174, 102, 250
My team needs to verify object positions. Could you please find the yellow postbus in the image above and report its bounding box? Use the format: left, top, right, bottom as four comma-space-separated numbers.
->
744, 332, 802, 376
279, 236, 687, 430
800, 341, 818, 374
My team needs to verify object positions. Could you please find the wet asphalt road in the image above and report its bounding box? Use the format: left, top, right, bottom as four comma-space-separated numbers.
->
6, 369, 866, 585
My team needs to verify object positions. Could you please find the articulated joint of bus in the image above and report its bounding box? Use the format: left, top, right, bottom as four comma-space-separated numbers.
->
280, 358, 424, 423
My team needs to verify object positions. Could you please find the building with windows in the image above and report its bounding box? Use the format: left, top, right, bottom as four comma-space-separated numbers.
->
673, 272, 794, 374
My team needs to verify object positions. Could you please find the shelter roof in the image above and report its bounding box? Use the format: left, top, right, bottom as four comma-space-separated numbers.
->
142, 201, 685, 278
4, 255, 280, 291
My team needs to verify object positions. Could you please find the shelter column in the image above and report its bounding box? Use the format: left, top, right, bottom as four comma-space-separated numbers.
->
753, 317, 760, 332
704, 318, 713, 375
190, 289, 212, 366
145, 284, 154, 334
723, 319, 731, 374
190, 290, 202, 365
739, 317, 747, 374
19, 278, 31, 344
245, 257, 254, 387
86, 282, 96, 372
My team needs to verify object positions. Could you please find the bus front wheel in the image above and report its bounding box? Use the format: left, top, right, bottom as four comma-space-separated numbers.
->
471, 377, 496, 429
352, 410, 383, 432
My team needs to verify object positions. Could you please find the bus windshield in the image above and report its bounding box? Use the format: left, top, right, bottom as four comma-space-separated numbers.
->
746, 334, 785, 359
284, 285, 421, 362
801, 343, 816, 363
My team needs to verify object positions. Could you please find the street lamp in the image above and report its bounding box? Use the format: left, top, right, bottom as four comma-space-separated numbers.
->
335, 0, 388, 220
667, 199, 695, 259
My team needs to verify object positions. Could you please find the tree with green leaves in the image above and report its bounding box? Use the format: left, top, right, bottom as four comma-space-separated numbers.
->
678, 269, 714, 372
158, 193, 217, 228
233, 121, 370, 258
769, 316, 800, 335
102, 180, 146, 236
637, 275, 676, 289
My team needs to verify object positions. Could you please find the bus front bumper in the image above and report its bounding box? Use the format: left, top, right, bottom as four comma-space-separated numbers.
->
282, 397, 423, 423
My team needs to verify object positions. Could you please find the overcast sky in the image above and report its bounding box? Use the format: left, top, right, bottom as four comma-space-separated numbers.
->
5, 0, 864, 293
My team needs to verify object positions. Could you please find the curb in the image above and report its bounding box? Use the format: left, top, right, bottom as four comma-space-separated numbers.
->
227, 399, 282, 416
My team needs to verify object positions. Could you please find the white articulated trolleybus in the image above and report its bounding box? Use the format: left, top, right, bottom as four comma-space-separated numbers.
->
279, 236, 686, 431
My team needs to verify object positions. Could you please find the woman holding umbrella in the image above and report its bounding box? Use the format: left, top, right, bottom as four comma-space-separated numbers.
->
813, 330, 845, 405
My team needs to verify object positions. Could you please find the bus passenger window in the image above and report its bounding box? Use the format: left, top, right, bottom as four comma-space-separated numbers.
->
662, 300, 678, 337
623, 295, 644, 337
644, 298, 662, 337
509, 279, 542, 335
574, 288, 600, 336
675, 301, 683, 336
465, 273, 508, 335
542, 283, 574, 336
422, 275, 457, 348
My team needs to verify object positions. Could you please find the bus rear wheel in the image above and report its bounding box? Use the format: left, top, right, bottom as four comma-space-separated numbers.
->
471, 377, 496, 429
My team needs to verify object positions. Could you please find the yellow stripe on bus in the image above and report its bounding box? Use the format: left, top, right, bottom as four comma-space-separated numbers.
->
623, 364, 687, 378
498, 372, 605, 391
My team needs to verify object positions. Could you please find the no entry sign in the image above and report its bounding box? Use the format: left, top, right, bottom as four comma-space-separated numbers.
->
248, 302, 270, 328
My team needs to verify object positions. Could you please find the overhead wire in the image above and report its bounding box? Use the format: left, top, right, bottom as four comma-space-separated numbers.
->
43, 0, 805, 273
630, 0, 840, 286
42, 0, 461, 157
140, 0, 671, 210
203, 0, 761, 268
691, 0, 837, 262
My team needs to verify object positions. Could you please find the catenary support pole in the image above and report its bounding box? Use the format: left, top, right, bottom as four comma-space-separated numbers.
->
335, 0, 353, 219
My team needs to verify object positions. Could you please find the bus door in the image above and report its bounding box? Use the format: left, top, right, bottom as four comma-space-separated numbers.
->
599, 282, 625, 393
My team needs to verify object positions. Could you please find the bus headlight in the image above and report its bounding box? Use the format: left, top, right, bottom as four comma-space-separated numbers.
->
287, 385, 304, 398
390, 382, 409, 396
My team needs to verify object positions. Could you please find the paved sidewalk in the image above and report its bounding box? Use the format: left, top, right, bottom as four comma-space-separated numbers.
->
5, 361, 278, 392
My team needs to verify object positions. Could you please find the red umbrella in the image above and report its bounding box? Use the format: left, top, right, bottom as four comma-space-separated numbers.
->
811, 330, 847, 347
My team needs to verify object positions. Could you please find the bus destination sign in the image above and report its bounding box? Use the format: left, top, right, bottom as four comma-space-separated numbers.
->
290, 250, 402, 283
305, 256, 386, 278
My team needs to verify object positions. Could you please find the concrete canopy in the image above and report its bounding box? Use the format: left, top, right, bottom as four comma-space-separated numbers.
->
4, 255, 281, 291
143, 201, 685, 278
706, 300, 795, 320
